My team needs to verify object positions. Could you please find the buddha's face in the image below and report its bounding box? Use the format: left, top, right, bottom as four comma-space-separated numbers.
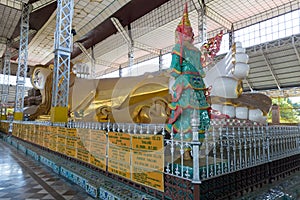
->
31, 67, 51, 90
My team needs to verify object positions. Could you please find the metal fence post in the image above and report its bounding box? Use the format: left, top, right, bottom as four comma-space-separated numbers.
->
191, 109, 201, 199
297, 125, 300, 151
266, 123, 271, 161
191, 109, 201, 182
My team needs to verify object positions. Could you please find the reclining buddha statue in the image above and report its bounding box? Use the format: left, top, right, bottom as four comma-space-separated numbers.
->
26, 9, 271, 125
27, 45, 271, 124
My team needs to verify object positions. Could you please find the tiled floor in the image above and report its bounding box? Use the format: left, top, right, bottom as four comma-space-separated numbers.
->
240, 170, 300, 200
0, 139, 95, 200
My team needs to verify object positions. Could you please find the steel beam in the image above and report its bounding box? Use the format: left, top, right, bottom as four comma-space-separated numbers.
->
111, 17, 166, 73
191, 0, 204, 10
32, 0, 56, 12
191, 0, 207, 44
292, 37, 300, 65
261, 50, 281, 90
119, 65, 122, 77
14, 3, 31, 121
0, 0, 22, 10
0, 36, 7, 44
110, 17, 134, 74
198, 7, 207, 45
74, 42, 92, 77
206, 7, 232, 30
128, 44, 134, 75
0, 0, 52, 11
51, 0, 74, 122
159, 50, 163, 71
133, 41, 167, 55
229, 24, 235, 49
75, 42, 119, 78
111, 17, 132, 45
244, 78, 254, 92
191, 0, 232, 31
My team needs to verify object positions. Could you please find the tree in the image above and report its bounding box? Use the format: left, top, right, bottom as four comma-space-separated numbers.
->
268, 97, 300, 123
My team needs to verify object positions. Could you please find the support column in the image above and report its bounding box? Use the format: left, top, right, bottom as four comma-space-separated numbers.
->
51, 0, 74, 123
14, 3, 31, 121
119, 65, 122, 77
158, 50, 163, 71
128, 24, 134, 76
0, 59, 2, 118
111, 17, 134, 76
128, 45, 134, 75
91, 45, 95, 78
192, 0, 207, 45
1, 46, 11, 120
229, 24, 235, 49
198, 5, 207, 45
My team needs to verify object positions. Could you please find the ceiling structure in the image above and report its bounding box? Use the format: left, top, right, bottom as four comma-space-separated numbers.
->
0, 0, 300, 102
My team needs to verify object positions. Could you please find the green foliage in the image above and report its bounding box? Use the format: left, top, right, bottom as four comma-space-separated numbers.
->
267, 97, 300, 123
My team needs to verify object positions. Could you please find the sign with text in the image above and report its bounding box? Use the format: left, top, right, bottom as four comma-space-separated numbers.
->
66, 146, 77, 158
108, 145, 130, 163
77, 148, 90, 163
132, 149, 164, 171
66, 128, 77, 137
131, 134, 164, 191
108, 132, 131, 180
90, 155, 106, 171
89, 129, 107, 157
108, 159, 131, 179
132, 166, 164, 192
106, 132, 165, 191
57, 127, 66, 136
90, 129, 106, 143
90, 142, 106, 157
50, 126, 58, 136
77, 128, 90, 141
108, 132, 130, 147
87, 130, 107, 171
132, 134, 163, 151
77, 128, 90, 150
66, 137, 77, 148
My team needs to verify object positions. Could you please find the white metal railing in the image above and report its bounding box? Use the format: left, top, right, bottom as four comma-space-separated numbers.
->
163, 120, 300, 182
3, 118, 300, 183
55, 119, 300, 181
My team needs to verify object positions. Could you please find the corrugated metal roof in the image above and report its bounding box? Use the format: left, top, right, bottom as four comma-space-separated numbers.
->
243, 34, 300, 93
